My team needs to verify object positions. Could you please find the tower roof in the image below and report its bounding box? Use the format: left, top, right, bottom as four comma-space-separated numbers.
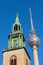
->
13, 13, 21, 26
12, 13, 23, 34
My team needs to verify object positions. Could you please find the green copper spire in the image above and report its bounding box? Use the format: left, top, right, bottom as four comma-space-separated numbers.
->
12, 13, 23, 34
15, 13, 20, 23
8, 14, 26, 49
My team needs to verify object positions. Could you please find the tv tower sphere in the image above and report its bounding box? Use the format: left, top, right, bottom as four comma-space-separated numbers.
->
29, 29, 40, 47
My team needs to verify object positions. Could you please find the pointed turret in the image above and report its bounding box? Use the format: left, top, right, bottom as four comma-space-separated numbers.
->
15, 13, 20, 24
12, 13, 23, 34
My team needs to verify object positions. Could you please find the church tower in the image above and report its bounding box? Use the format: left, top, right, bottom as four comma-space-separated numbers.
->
2, 14, 30, 65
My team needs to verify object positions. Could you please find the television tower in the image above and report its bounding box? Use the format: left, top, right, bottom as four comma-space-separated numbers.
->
29, 8, 40, 65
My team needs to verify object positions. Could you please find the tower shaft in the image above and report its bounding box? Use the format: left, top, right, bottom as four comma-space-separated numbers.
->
33, 46, 39, 65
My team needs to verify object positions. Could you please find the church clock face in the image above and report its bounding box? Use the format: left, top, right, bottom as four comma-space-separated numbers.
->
12, 38, 18, 48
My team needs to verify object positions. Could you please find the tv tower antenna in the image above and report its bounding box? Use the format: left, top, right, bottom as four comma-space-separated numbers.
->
29, 8, 34, 30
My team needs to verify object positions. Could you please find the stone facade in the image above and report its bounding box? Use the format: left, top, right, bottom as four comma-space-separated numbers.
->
3, 48, 30, 65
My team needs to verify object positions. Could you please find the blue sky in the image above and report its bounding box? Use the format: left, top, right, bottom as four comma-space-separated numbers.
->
0, 0, 43, 65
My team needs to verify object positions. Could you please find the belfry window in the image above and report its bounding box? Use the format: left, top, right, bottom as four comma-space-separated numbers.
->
16, 24, 18, 30
14, 26, 15, 31
19, 25, 20, 30
14, 24, 18, 31
10, 55, 17, 65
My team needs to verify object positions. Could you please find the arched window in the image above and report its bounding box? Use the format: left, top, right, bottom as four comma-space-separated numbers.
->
14, 26, 15, 31
19, 25, 20, 30
15, 24, 18, 30
10, 55, 17, 65
14, 24, 18, 31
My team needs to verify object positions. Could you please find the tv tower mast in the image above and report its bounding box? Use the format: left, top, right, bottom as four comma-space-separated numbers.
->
29, 8, 40, 65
